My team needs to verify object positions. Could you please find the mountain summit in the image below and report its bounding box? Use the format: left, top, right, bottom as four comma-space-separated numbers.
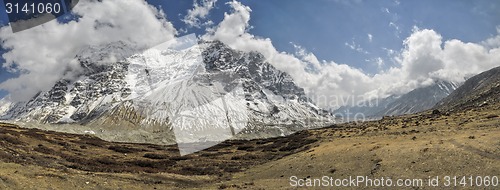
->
0, 40, 331, 152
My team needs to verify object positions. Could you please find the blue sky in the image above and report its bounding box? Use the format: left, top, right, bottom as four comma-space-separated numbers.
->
0, 0, 499, 99
148, 0, 499, 71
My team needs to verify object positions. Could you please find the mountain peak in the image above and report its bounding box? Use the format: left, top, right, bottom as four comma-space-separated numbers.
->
76, 41, 139, 66
1, 40, 332, 148
334, 79, 460, 120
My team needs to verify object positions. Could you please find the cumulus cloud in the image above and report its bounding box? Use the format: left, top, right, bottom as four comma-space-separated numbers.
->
203, 1, 314, 90
2, 0, 498, 109
182, 0, 218, 28
481, 26, 500, 49
373, 57, 384, 69
203, 1, 376, 107
399, 28, 445, 80
205, 0, 500, 109
0, 0, 176, 101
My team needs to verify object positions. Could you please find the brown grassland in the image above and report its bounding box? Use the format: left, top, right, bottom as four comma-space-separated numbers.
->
0, 101, 498, 189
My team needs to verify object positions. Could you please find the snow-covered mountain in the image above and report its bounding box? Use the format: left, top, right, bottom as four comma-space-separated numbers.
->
0, 40, 331, 150
0, 96, 13, 116
378, 80, 459, 116
334, 80, 459, 119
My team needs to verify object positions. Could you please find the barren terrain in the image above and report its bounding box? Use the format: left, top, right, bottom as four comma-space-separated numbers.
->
0, 102, 498, 189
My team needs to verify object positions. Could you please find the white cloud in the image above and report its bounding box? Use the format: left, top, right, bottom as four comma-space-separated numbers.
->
203, 1, 377, 107
205, 1, 500, 108
182, 0, 218, 28
394, 27, 500, 83
3, 0, 498, 110
292, 43, 322, 70
0, 0, 176, 101
400, 27, 445, 80
203, 0, 311, 89
481, 26, 500, 49
368, 33, 373, 42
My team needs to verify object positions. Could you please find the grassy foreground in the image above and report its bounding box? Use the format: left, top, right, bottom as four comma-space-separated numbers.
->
0, 102, 498, 189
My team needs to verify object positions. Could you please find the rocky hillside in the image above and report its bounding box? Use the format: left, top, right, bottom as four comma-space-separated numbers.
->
378, 80, 458, 116
0, 96, 498, 189
435, 66, 500, 112
334, 80, 458, 119
0, 40, 331, 150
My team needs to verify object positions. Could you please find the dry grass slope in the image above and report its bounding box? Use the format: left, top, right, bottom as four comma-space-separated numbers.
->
0, 100, 498, 189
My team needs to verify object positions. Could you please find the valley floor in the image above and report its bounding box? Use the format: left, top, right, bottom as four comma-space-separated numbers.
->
0, 103, 498, 189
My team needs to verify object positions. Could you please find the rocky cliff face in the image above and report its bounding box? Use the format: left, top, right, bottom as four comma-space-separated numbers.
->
2, 42, 133, 124
435, 66, 500, 112
0, 40, 331, 148
334, 80, 459, 119
377, 80, 459, 116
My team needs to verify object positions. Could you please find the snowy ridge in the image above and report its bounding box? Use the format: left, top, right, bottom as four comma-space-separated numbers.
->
0, 96, 13, 118
0, 39, 332, 146
435, 66, 500, 111
334, 80, 460, 119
